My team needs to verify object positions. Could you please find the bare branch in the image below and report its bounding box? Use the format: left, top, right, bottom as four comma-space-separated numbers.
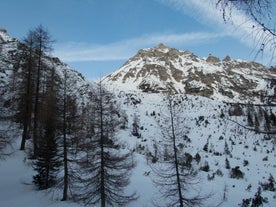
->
216, 0, 276, 61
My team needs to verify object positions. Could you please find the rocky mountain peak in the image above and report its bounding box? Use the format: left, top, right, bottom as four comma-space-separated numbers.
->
223, 55, 231, 62
135, 43, 177, 59
206, 54, 220, 63
103, 45, 276, 104
155, 43, 168, 50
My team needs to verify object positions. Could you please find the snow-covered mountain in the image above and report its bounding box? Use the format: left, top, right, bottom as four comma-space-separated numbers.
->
1, 30, 276, 207
0, 29, 94, 112
103, 43, 276, 104
102, 44, 276, 206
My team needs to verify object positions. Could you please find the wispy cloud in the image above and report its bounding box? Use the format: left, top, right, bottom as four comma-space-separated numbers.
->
159, 0, 274, 63
53, 32, 224, 62
53, 0, 274, 65
159, 0, 251, 39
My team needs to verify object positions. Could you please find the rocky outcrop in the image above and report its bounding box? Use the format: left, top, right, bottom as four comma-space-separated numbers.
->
223, 55, 231, 62
206, 54, 220, 63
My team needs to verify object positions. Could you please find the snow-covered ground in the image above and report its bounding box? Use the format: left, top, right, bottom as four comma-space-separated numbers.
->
1, 94, 276, 207
115, 92, 276, 207
0, 140, 78, 207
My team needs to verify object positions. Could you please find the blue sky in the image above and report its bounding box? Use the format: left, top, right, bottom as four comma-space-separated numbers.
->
0, 0, 274, 80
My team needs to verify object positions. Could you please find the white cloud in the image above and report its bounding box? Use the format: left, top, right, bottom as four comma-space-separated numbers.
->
53, 42, 130, 62
159, 0, 251, 39
53, 32, 224, 62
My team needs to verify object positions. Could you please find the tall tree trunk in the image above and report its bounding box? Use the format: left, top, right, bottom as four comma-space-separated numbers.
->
20, 42, 33, 150
99, 83, 106, 207
32, 41, 43, 158
169, 98, 184, 207
32, 56, 41, 158
62, 71, 68, 201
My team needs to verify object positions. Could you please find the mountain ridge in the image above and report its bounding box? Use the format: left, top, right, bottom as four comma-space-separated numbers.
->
103, 43, 276, 104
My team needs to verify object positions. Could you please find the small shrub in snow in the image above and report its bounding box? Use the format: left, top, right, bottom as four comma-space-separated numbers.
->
151, 156, 158, 163
204, 119, 210, 127
251, 187, 268, 206
220, 111, 225, 118
260, 174, 276, 192
243, 160, 249, 167
213, 151, 221, 156
225, 158, 231, 169
200, 161, 210, 172
184, 152, 193, 169
194, 152, 201, 164
246, 184, 252, 192
178, 143, 184, 149
203, 141, 208, 152
216, 169, 223, 177
240, 198, 251, 207
224, 141, 230, 155
183, 135, 191, 143
230, 166, 244, 179
207, 173, 215, 181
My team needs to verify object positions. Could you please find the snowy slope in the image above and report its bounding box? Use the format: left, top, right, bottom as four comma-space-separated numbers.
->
0, 139, 80, 207
111, 91, 276, 207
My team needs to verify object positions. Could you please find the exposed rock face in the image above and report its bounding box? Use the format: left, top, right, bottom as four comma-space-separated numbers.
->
103, 44, 276, 103
206, 54, 220, 63
223, 55, 231, 62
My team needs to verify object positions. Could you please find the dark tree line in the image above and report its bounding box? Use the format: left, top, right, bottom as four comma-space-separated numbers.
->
17, 24, 54, 157
2, 26, 137, 206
